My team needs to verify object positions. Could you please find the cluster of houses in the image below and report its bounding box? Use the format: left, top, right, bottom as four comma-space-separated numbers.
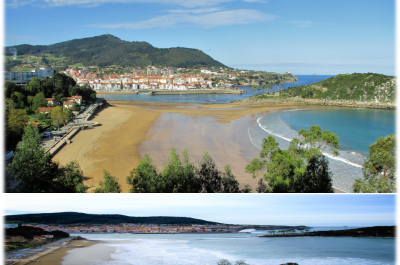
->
37, 95, 83, 114
24, 223, 246, 234
60, 66, 239, 91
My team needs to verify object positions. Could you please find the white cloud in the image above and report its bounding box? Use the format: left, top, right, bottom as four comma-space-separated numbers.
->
89, 9, 277, 29
6, 0, 264, 8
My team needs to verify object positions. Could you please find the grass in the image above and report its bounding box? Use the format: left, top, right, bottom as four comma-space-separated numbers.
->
13, 67, 34, 72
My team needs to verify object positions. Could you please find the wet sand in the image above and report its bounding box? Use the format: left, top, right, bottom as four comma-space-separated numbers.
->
53, 101, 306, 192
16, 240, 96, 265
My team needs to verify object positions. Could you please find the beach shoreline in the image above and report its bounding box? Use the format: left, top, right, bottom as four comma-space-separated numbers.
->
52, 100, 307, 192
6, 239, 98, 265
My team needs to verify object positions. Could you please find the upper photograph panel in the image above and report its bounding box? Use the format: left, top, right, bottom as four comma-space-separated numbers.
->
4, 0, 396, 193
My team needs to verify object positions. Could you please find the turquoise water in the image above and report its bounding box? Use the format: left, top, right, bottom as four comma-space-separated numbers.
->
280, 108, 395, 157
249, 108, 395, 192
67, 231, 395, 265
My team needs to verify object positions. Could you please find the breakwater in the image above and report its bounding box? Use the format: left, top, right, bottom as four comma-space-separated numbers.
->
235, 96, 395, 109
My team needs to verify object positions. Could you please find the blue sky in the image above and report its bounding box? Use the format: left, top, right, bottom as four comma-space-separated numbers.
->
3, 194, 396, 226
4, 0, 395, 75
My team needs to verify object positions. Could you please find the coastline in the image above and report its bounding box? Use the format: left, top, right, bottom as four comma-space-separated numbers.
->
7, 240, 98, 265
235, 96, 396, 110
53, 100, 307, 192
97, 89, 243, 95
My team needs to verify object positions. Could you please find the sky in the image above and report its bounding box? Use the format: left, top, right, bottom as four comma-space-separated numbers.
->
3, 0, 396, 75
3, 194, 396, 226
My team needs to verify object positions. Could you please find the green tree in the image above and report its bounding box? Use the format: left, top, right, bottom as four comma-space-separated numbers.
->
7, 124, 87, 192
7, 124, 59, 192
51, 106, 69, 130
246, 126, 338, 193
32, 92, 47, 111
159, 149, 200, 193
94, 170, 121, 193
353, 134, 396, 193
126, 150, 250, 193
11, 91, 26, 109
126, 154, 160, 193
6, 104, 29, 150
55, 161, 88, 193
251, 85, 257, 95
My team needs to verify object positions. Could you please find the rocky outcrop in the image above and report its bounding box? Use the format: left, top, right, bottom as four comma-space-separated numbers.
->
235, 96, 396, 109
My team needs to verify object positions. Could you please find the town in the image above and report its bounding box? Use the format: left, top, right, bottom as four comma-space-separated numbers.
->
7, 223, 277, 234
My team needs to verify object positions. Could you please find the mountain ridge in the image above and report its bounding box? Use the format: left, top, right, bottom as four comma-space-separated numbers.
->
5, 34, 227, 69
5, 211, 222, 225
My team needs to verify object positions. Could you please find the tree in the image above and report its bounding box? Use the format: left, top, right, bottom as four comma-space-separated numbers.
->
32, 92, 47, 111
7, 124, 87, 192
6, 107, 28, 149
126, 150, 250, 193
275, 79, 281, 92
353, 135, 396, 193
94, 170, 121, 193
11, 91, 26, 109
159, 149, 200, 193
7, 124, 59, 192
54, 161, 88, 193
251, 85, 257, 95
51, 106, 69, 130
245, 126, 338, 193
126, 154, 160, 193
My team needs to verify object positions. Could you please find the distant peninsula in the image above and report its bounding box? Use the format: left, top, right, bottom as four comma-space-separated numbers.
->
259, 226, 395, 238
5, 212, 310, 232
236, 73, 396, 109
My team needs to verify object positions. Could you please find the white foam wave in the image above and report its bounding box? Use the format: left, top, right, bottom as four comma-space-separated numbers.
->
254, 113, 363, 169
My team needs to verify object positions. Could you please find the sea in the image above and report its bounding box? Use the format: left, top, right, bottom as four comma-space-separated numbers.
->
66, 229, 395, 265
99, 75, 396, 192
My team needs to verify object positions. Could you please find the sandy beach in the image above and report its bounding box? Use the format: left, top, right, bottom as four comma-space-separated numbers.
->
53, 100, 306, 192
9, 240, 97, 265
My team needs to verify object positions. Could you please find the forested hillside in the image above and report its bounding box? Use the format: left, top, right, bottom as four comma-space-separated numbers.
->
5, 212, 220, 225
5, 34, 226, 69
279, 73, 395, 102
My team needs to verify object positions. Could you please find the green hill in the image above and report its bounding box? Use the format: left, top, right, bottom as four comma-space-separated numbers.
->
5, 212, 221, 226
5, 34, 226, 69
279, 73, 396, 102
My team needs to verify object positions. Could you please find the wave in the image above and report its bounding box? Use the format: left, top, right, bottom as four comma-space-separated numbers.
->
254, 111, 363, 169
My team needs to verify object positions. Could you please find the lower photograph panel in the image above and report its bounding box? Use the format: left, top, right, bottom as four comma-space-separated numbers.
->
4, 194, 396, 265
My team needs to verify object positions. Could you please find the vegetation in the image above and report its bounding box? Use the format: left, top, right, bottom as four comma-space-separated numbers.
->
277, 73, 395, 102
5, 99, 29, 149
5, 212, 221, 225
5, 34, 226, 69
246, 126, 338, 193
7, 124, 88, 192
126, 149, 251, 193
4, 72, 96, 150
353, 135, 396, 193
51, 106, 70, 130
94, 170, 121, 193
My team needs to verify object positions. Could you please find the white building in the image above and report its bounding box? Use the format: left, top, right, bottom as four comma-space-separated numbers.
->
5, 68, 54, 84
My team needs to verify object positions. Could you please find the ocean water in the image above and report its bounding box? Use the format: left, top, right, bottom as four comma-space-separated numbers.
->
67, 231, 395, 265
98, 75, 334, 104
248, 108, 395, 192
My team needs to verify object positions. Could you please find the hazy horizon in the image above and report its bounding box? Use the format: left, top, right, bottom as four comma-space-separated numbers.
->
4, 194, 396, 227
